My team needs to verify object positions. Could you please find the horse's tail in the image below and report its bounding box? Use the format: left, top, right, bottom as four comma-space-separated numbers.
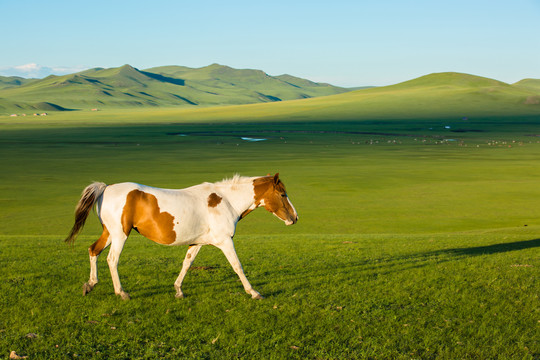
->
64, 182, 107, 245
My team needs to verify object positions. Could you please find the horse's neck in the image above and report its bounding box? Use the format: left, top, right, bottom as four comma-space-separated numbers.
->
217, 179, 257, 217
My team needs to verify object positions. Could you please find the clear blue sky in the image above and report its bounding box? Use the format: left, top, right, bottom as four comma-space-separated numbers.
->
1, 0, 539, 87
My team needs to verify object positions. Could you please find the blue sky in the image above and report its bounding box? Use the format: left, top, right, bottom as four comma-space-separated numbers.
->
1, 0, 539, 87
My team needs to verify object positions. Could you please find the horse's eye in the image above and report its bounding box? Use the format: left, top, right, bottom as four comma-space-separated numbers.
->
281, 194, 288, 198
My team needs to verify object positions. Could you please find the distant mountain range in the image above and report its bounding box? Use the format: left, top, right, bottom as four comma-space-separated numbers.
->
0, 64, 349, 113
0, 64, 539, 118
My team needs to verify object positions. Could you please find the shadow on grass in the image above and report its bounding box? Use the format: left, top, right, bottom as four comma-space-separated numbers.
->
259, 238, 540, 292
445, 238, 540, 256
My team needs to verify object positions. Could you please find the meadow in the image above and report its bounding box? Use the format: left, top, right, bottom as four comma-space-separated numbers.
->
1, 107, 540, 359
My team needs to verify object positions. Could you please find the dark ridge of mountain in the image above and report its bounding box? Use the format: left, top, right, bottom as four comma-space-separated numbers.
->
0, 99, 71, 113
144, 65, 194, 78
140, 71, 186, 86
276, 74, 326, 88
34, 102, 72, 111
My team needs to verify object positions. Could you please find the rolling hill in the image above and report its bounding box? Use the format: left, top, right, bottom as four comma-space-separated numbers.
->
276, 72, 540, 121
121, 72, 540, 123
0, 64, 349, 113
1, 67, 539, 120
0, 76, 35, 90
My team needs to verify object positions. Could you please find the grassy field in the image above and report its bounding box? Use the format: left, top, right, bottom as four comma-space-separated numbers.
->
1, 108, 540, 359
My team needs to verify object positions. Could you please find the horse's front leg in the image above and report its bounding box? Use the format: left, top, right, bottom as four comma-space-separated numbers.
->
216, 238, 263, 300
174, 245, 202, 298
106, 233, 130, 300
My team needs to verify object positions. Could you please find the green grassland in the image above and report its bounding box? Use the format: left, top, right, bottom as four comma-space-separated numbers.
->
1, 80, 540, 358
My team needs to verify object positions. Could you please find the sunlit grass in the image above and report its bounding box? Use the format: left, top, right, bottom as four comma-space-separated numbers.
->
1, 230, 538, 359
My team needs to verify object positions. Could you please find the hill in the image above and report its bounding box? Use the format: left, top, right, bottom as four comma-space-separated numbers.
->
128, 72, 539, 123
513, 79, 540, 93
0, 64, 348, 113
287, 72, 540, 120
0, 76, 35, 90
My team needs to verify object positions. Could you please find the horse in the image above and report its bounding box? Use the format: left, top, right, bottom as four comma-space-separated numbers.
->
64, 173, 298, 300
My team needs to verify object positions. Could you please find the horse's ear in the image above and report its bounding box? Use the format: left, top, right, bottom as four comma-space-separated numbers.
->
273, 173, 280, 185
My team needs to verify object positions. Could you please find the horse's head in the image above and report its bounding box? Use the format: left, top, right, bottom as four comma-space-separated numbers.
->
254, 173, 298, 225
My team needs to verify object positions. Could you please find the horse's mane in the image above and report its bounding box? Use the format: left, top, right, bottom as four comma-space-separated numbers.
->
216, 174, 253, 186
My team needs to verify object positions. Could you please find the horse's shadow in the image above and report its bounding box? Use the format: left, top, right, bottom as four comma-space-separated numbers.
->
441, 238, 540, 257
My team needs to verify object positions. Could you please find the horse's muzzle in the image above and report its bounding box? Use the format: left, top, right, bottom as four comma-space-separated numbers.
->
285, 215, 298, 226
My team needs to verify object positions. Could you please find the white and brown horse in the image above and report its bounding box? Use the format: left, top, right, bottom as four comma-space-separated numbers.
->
65, 174, 297, 300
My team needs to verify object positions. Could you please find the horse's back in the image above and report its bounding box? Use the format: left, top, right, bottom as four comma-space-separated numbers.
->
98, 182, 212, 245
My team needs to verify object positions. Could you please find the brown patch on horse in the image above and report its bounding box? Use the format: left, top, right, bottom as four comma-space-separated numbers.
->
207, 193, 222, 208
89, 224, 110, 257
121, 190, 177, 245
253, 174, 286, 209
252, 176, 273, 205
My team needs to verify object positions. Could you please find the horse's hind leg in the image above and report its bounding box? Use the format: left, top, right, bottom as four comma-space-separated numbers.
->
84, 226, 111, 296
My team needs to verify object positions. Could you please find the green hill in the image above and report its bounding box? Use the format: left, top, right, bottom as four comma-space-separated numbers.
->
387, 72, 509, 89
0, 64, 348, 113
308, 72, 540, 120
146, 64, 348, 101
513, 79, 540, 93
0, 76, 35, 90
144, 72, 540, 123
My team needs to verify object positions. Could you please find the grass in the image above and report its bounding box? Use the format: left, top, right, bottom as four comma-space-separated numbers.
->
2, 231, 539, 359
1, 108, 540, 358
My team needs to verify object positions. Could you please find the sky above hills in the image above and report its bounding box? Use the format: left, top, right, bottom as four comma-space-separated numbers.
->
1, 0, 539, 87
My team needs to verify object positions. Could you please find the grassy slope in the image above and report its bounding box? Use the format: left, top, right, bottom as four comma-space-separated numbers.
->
0, 76, 35, 90
146, 64, 350, 102
514, 78, 540, 91
0, 64, 348, 113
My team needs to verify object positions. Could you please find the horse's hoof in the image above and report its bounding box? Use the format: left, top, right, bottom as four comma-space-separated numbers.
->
251, 293, 264, 300
82, 283, 94, 296
175, 292, 184, 299
119, 291, 131, 300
